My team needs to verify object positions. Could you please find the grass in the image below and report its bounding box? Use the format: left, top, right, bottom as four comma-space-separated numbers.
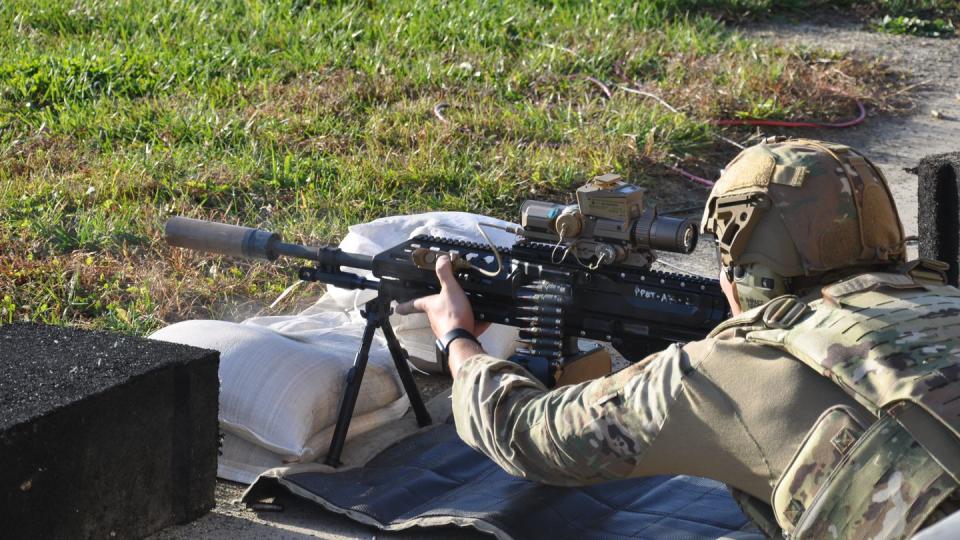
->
0, 0, 910, 335
862, 1, 958, 37
689, 0, 959, 36
873, 14, 955, 37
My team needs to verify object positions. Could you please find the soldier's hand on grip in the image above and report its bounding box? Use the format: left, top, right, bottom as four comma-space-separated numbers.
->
396, 255, 490, 339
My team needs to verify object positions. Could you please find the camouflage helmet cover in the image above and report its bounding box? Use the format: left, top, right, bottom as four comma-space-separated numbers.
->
701, 138, 906, 278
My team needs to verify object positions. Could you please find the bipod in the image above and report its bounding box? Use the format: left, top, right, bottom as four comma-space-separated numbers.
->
325, 295, 432, 466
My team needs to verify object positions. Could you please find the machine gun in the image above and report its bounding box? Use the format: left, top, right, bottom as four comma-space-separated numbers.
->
165, 174, 728, 466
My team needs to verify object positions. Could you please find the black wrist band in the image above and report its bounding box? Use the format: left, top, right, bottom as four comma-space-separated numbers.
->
435, 328, 481, 374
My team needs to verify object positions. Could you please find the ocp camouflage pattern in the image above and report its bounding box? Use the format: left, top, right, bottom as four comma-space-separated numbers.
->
742, 272, 960, 537
772, 406, 867, 528
450, 270, 959, 537
787, 417, 956, 539
747, 273, 960, 433
451, 344, 686, 485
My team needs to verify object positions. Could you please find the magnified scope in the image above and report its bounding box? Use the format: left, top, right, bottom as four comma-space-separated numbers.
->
519, 174, 699, 268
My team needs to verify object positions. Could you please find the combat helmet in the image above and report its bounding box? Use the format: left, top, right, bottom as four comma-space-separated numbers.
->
701, 138, 906, 309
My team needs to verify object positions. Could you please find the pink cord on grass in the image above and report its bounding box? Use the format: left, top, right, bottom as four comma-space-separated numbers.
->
593, 77, 868, 188
666, 164, 716, 187
676, 101, 867, 188
712, 101, 867, 129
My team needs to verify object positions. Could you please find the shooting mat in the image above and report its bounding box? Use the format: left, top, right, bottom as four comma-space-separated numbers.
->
250, 419, 762, 540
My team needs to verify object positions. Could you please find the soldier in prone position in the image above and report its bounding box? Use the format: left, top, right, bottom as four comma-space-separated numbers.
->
403, 139, 960, 539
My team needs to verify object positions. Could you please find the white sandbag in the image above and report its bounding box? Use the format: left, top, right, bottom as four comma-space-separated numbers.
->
217, 432, 288, 485
217, 396, 409, 483
150, 318, 407, 462
153, 212, 522, 481
295, 211, 521, 362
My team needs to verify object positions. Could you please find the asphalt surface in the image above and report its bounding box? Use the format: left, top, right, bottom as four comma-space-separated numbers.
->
0, 322, 213, 430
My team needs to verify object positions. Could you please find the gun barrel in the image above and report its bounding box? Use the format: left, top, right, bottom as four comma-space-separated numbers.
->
275, 243, 374, 270
164, 216, 374, 270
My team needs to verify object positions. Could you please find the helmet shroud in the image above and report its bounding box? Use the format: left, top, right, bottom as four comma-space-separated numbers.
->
701, 139, 906, 308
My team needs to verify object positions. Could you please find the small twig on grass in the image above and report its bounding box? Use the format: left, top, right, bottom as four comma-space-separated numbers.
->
617, 84, 746, 150
433, 102, 450, 124
264, 279, 305, 313
714, 134, 746, 150
887, 79, 932, 98
615, 83, 731, 186
523, 38, 578, 57
714, 100, 867, 129
61, 271, 79, 321
584, 76, 612, 100
619, 85, 681, 114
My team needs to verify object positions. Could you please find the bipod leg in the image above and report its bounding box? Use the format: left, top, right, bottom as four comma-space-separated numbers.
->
379, 309, 431, 428
325, 301, 380, 467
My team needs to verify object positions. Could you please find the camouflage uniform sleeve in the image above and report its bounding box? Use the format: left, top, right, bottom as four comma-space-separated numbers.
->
451, 344, 689, 486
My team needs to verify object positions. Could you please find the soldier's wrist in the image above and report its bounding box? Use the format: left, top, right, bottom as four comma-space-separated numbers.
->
448, 339, 485, 377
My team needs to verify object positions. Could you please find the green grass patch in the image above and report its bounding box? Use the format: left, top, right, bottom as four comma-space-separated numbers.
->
873, 14, 955, 36
865, 1, 958, 37
0, 0, 908, 333
670, 0, 959, 37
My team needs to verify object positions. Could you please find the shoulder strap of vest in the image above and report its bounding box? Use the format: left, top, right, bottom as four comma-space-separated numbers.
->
900, 258, 950, 286
759, 295, 811, 329
707, 303, 766, 338
821, 271, 926, 302
708, 295, 811, 338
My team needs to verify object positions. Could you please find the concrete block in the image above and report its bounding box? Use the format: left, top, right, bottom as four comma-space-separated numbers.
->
0, 323, 219, 539
918, 152, 960, 286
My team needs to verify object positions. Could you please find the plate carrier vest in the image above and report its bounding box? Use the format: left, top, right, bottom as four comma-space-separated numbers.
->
711, 269, 960, 539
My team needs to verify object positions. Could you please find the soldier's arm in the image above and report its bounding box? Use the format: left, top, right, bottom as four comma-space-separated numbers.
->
407, 255, 691, 485
451, 343, 689, 486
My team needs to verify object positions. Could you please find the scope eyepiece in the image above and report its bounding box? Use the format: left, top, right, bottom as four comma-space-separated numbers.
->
632, 214, 698, 254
